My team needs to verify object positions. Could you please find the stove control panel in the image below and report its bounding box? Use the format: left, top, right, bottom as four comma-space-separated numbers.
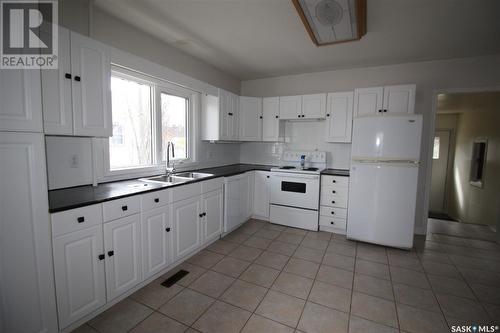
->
282, 151, 326, 163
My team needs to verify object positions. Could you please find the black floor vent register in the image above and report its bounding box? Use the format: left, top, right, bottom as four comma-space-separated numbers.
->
161, 270, 189, 288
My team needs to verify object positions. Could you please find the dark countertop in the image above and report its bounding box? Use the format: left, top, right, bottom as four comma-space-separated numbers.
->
48, 164, 274, 213
321, 168, 350, 177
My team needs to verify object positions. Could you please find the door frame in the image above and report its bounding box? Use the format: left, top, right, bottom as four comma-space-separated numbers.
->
422, 85, 500, 234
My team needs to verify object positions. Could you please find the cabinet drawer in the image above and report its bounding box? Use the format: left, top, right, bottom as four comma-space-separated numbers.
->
320, 206, 347, 219
201, 177, 223, 194
321, 192, 348, 208
321, 175, 349, 188
141, 189, 171, 211
103, 196, 140, 222
51, 204, 102, 237
321, 185, 349, 198
319, 216, 347, 230
171, 182, 202, 202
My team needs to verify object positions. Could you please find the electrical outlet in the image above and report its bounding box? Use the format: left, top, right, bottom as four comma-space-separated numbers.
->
70, 154, 79, 168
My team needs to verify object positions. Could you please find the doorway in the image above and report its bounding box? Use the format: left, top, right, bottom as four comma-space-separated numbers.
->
429, 129, 453, 217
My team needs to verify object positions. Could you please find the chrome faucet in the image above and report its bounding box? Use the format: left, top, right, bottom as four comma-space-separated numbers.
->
166, 141, 175, 176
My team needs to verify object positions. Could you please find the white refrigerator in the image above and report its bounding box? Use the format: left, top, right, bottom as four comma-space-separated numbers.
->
347, 115, 423, 249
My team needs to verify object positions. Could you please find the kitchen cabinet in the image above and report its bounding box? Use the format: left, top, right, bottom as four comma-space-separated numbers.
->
141, 206, 172, 280
279, 95, 302, 120
325, 92, 354, 143
42, 28, 112, 137
253, 171, 271, 220
0, 132, 58, 333
172, 196, 202, 261
0, 69, 42, 132
53, 225, 106, 328
224, 172, 254, 232
262, 97, 281, 141
103, 214, 142, 301
354, 85, 415, 117
201, 89, 239, 141
302, 93, 327, 119
319, 175, 349, 235
239, 96, 262, 141
202, 188, 224, 243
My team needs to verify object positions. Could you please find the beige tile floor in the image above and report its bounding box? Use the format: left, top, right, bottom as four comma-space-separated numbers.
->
74, 219, 500, 333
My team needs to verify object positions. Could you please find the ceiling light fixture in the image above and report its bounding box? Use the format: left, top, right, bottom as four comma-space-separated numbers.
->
292, 0, 367, 46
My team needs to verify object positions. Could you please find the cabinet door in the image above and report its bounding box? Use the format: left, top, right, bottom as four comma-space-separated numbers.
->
218, 89, 231, 140
262, 97, 280, 141
172, 196, 202, 260
71, 32, 112, 137
239, 96, 262, 141
229, 92, 239, 140
0, 133, 58, 333
141, 206, 171, 280
104, 214, 142, 301
53, 226, 106, 329
325, 92, 354, 143
354, 87, 383, 117
202, 189, 223, 243
239, 172, 253, 222
224, 176, 241, 233
42, 26, 73, 135
279, 95, 302, 120
0, 69, 42, 132
253, 171, 270, 219
383, 84, 416, 114
302, 94, 326, 119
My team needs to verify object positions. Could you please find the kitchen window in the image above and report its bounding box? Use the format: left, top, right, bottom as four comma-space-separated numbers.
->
107, 67, 196, 176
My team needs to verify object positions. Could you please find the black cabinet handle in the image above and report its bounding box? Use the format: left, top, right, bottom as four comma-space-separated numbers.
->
378, 109, 382, 113
332, 200, 336, 204
332, 190, 336, 193
107, 250, 114, 257
65, 73, 72, 79
203, 212, 207, 217
166, 227, 171, 232
266, 175, 270, 178
331, 211, 335, 215
228, 112, 233, 116
74, 76, 81, 82
259, 116, 263, 119
330, 221, 335, 225
326, 113, 330, 117
199, 213, 204, 218
98, 254, 105, 260
77, 216, 85, 223
121, 205, 128, 211
383, 109, 388, 113
154, 198, 159, 203
332, 180, 336, 183
275, 115, 279, 119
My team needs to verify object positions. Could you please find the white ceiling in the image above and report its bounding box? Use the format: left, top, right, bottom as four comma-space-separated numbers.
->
94, 0, 500, 80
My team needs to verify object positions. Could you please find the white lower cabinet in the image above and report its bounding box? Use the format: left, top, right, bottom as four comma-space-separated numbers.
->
319, 175, 350, 235
202, 189, 224, 243
172, 196, 202, 261
141, 206, 172, 280
103, 214, 142, 301
253, 171, 271, 219
53, 225, 106, 328
224, 172, 254, 232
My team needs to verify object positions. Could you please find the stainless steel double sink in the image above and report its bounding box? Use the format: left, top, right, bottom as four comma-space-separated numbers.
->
139, 172, 214, 185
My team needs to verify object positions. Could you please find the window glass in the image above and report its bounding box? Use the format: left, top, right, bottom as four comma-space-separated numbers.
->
160, 93, 188, 161
432, 136, 440, 159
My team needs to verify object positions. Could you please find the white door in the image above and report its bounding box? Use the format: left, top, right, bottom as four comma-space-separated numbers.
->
262, 97, 280, 141
430, 130, 451, 213
71, 32, 112, 137
104, 214, 142, 301
383, 84, 415, 115
0, 69, 42, 132
42, 26, 73, 135
172, 197, 202, 260
347, 162, 418, 249
253, 171, 271, 219
53, 226, 106, 329
202, 189, 224, 243
224, 175, 242, 232
354, 87, 383, 117
302, 94, 326, 119
325, 92, 353, 143
0, 133, 58, 333
239, 96, 262, 141
279, 95, 302, 120
141, 206, 172, 280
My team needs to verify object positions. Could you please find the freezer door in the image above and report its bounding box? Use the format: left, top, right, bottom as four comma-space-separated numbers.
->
351, 115, 422, 161
347, 162, 419, 248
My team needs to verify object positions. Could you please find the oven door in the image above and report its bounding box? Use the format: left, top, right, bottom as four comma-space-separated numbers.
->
270, 172, 320, 210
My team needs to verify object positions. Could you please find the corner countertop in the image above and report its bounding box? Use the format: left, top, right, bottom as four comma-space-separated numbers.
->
321, 168, 350, 177
48, 164, 274, 213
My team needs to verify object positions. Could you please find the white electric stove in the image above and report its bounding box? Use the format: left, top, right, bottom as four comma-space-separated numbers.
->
269, 151, 326, 230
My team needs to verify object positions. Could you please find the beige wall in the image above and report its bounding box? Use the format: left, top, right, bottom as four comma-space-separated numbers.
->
241, 55, 500, 233
448, 109, 500, 226
58, 0, 240, 93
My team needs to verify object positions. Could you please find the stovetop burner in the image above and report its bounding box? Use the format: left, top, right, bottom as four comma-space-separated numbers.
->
279, 166, 296, 169
303, 167, 319, 171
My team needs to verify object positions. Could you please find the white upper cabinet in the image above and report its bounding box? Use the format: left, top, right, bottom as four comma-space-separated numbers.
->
325, 92, 354, 143
262, 97, 281, 141
354, 87, 383, 117
239, 96, 262, 141
302, 93, 326, 119
279, 95, 302, 120
43, 29, 112, 137
383, 84, 416, 115
354, 85, 415, 117
0, 69, 42, 132
201, 89, 239, 141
